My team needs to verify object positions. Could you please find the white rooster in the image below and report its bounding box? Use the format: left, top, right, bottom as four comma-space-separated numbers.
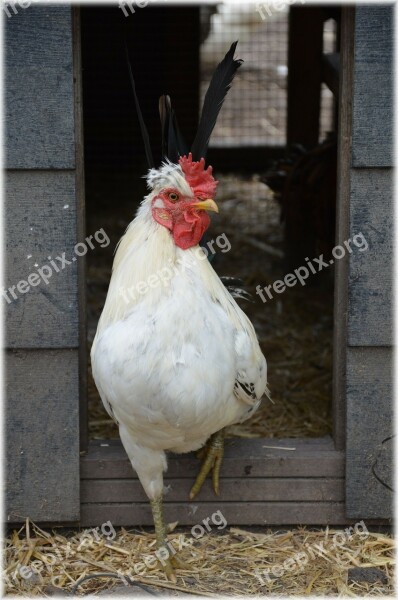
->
91, 42, 268, 580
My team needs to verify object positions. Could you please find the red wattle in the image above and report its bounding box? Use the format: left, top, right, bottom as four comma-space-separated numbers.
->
173, 211, 210, 250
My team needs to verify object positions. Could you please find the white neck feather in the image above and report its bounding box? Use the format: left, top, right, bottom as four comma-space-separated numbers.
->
96, 193, 255, 337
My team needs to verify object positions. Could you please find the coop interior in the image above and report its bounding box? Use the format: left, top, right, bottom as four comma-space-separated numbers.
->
82, 3, 339, 443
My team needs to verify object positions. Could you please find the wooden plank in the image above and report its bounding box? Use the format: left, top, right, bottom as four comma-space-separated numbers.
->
351, 6, 393, 167
287, 6, 324, 147
372, 434, 393, 493
6, 349, 80, 523
5, 171, 79, 348
80, 502, 349, 527
346, 347, 393, 519
72, 7, 88, 452
81, 478, 344, 503
5, 5, 75, 169
332, 6, 354, 450
348, 169, 393, 346
81, 438, 344, 480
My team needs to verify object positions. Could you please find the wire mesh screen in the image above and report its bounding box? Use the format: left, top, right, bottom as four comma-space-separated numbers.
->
200, 3, 288, 147
320, 18, 337, 140
320, 82, 334, 141
200, 4, 336, 148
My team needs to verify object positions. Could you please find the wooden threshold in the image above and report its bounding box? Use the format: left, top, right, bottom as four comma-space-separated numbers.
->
80, 437, 348, 526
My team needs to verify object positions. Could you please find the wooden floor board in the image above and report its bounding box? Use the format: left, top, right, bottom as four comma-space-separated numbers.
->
82, 477, 344, 503
81, 438, 344, 479
80, 501, 349, 526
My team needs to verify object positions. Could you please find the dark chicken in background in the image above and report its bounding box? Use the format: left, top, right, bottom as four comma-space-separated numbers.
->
263, 136, 337, 272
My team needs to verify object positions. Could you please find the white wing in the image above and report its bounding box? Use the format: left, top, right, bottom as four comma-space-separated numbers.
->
232, 328, 269, 423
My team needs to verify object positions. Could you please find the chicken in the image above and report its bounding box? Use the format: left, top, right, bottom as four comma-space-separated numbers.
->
262, 137, 337, 270
91, 42, 269, 581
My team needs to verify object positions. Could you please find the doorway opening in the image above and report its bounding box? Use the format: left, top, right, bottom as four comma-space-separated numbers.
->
81, 3, 338, 443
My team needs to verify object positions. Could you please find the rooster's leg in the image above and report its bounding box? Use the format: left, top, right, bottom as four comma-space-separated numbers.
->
150, 496, 188, 582
190, 429, 225, 500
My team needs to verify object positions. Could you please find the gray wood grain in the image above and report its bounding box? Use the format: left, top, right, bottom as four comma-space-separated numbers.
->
81, 477, 344, 503
72, 7, 89, 451
344, 6, 393, 522
5, 5, 75, 169
6, 349, 80, 523
352, 6, 393, 167
5, 170, 79, 348
372, 434, 393, 492
346, 347, 393, 519
81, 438, 344, 480
333, 6, 354, 450
80, 501, 349, 527
348, 169, 393, 346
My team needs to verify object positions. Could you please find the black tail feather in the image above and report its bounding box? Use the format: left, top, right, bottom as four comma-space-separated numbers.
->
125, 44, 154, 169
167, 107, 180, 163
191, 41, 243, 161
159, 95, 189, 162
127, 41, 240, 168
159, 94, 171, 160
171, 109, 189, 158
220, 276, 253, 302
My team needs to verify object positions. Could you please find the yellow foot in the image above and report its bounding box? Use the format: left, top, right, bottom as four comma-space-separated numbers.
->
158, 552, 189, 582
150, 496, 190, 583
190, 429, 225, 500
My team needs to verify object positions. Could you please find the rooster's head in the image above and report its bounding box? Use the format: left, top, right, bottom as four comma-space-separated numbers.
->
146, 153, 218, 250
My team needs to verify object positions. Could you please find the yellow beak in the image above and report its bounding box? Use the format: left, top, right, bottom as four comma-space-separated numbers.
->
191, 199, 219, 213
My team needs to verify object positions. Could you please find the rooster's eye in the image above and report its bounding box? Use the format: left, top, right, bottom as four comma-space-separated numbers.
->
169, 192, 179, 202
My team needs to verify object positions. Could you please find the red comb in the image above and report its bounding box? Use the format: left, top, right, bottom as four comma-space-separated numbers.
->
179, 153, 218, 198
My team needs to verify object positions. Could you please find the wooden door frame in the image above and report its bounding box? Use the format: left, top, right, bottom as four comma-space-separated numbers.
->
332, 6, 354, 452
73, 7, 89, 453
75, 7, 355, 527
